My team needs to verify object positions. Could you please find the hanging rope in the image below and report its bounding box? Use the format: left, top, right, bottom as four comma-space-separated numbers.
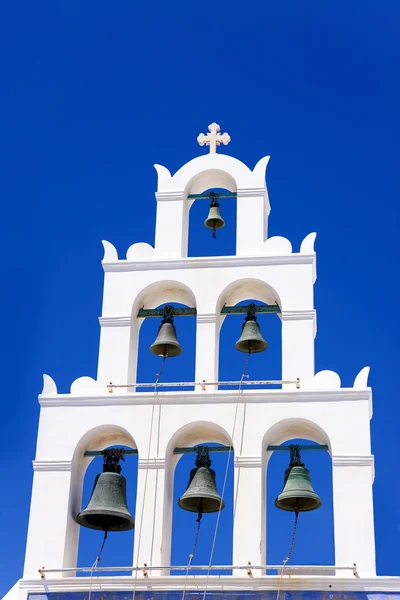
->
181, 512, 202, 600
132, 355, 166, 600
276, 508, 299, 600
201, 350, 251, 600
88, 530, 108, 600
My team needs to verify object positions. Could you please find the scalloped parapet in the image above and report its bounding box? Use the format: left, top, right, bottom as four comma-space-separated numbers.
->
353, 366, 370, 389
41, 374, 57, 395
126, 242, 157, 260
70, 376, 108, 395
300, 232, 317, 254
261, 236, 292, 255
302, 369, 342, 390
102, 240, 118, 262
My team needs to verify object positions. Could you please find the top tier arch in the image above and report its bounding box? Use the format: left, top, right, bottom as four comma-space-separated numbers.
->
154, 153, 271, 258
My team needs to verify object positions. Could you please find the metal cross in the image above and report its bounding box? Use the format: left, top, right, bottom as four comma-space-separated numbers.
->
197, 122, 231, 154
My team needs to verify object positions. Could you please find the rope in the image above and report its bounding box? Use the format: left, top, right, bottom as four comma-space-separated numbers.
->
88, 531, 108, 600
132, 355, 166, 600
181, 513, 202, 600
276, 509, 299, 600
201, 351, 251, 600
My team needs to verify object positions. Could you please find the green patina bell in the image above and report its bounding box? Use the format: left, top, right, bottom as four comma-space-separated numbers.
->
75, 450, 135, 532
275, 446, 322, 513
150, 305, 182, 357
235, 305, 268, 353
204, 194, 225, 238
178, 449, 224, 516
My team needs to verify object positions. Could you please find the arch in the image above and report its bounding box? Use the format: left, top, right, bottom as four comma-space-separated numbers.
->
65, 425, 137, 570
216, 278, 282, 318
128, 280, 197, 384
162, 421, 233, 567
262, 417, 332, 461
261, 418, 333, 567
215, 279, 283, 387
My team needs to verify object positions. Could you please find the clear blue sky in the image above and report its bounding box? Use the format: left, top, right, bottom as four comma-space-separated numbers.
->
1, 1, 400, 596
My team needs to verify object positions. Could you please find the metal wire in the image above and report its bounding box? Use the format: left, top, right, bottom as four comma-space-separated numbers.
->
108, 379, 300, 389
201, 352, 252, 600
88, 531, 108, 600
132, 356, 166, 600
181, 514, 202, 600
276, 510, 299, 600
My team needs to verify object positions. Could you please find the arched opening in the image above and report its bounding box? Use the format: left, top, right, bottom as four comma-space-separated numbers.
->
128, 280, 196, 387
136, 302, 196, 390
187, 188, 237, 257
164, 422, 234, 574
216, 279, 282, 389
264, 421, 334, 570
76, 445, 138, 575
69, 425, 138, 575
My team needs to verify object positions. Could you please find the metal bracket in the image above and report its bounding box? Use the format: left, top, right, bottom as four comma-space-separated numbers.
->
137, 303, 280, 318
187, 192, 237, 200
267, 444, 329, 452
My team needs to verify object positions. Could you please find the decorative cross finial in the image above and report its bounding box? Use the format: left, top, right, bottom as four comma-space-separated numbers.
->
197, 122, 231, 154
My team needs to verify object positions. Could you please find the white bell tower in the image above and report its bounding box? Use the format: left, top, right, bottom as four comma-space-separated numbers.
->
6, 123, 390, 600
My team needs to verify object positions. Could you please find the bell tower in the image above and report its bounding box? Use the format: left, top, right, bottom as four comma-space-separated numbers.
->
6, 123, 390, 600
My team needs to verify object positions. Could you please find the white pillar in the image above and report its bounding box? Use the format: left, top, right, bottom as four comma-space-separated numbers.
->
154, 194, 185, 258
236, 191, 269, 256
133, 458, 166, 575
332, 455, 376, 576
281, 312, 315, 385
97, 319, 131, 384
232, 457, 263, 575
195, 315, 218, 391
24, 463, 76, 578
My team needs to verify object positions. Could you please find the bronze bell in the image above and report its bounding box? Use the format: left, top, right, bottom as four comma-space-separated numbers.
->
275, 445, 322, 513
178, 448, 225, 516
235, 305, 267, 353
76, 450, 135, 531
204, 194, 225, 238
150, 305, 182, 357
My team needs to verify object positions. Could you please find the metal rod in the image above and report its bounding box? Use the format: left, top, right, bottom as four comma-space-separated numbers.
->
137, 304, 280, 318
38, 563, 357, 575
267, 444, 329, 452
187, 193, 237, 199
85, 442, 325, 457
107, 379, 300, 389
221, 305, 281, 315
85, 449, 138, 456
138, 307, 196, 318
174, 445, 232, 455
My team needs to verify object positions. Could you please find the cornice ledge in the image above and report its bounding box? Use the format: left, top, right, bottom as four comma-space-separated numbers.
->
18, 575, 400, 592
237, 187, 267, 197
332, 455, 374, 468
102, 253, 316, 273
138, 458, 166, 470
99, 316, 131, 327
155, 191, 185, 202
281, 310, 316, 321
197, 313, 217, 324
38, 388, 371, 407
32, 460, 72, 472
235, 456, 263, 468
